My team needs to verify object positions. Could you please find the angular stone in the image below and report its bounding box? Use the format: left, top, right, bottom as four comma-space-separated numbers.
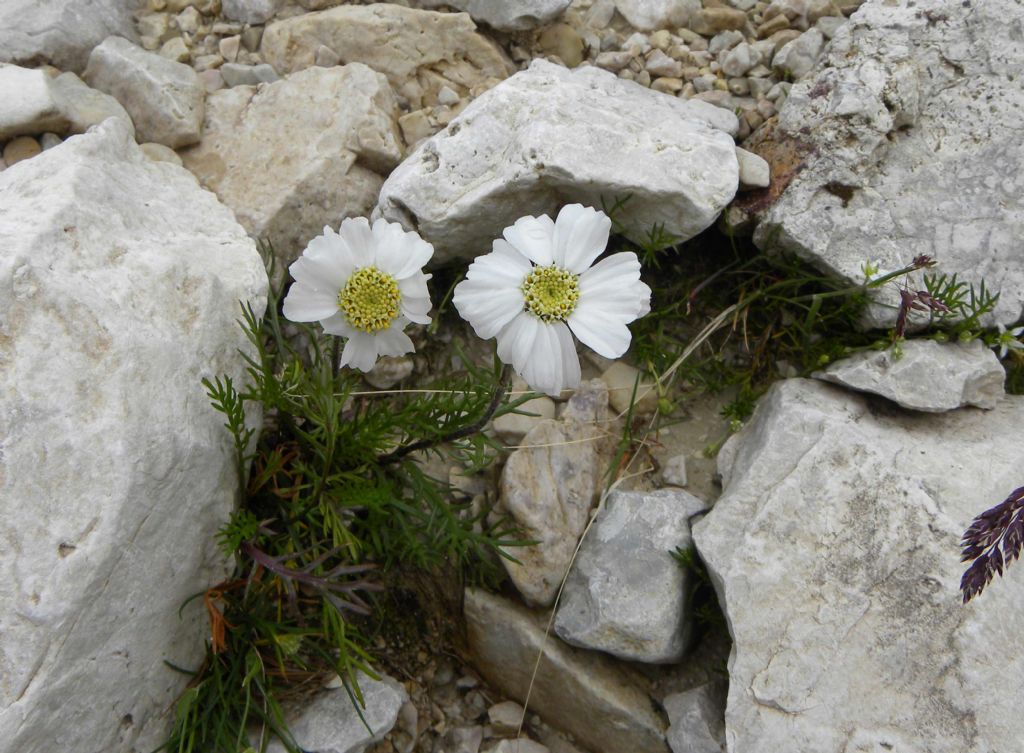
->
414, 0, 573, 31
264, 676, 408, 753
814, 338, 1005, 412
554, 489, 707, 663
261, 4, 512, 110
465, 588, 669, 753
663, 683, 727, 753
84, 36, 204, 148
735, 147, 770, 189
492, 378, 557, 442
180, 64, 402, 264
749, 0, 1024, 327
693, 379, 1024, 753
614, 0, 700, 31
50, 71, 135, 136
376, 60, 739, 265
0, 0, 139, 72
222, 0, 280, 24
688, 7, 748, 36
0, 118, 267, 753
770, 27, 824, 80
0, 64, 68, 140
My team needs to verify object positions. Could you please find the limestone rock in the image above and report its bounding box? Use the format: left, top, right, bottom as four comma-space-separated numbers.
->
414, 0, 573, 31
492, 378, 557, 443
663, 683, 727, 753
749, 0, 1024, 327
0, 64, 68, 140
3, 136, 42, 165
0, 0, 139, 73
180, 64, 402, 265
376, 60, 739, 265
692, 379, 1024, 753
734, 147, 770, 189
50, 71, 135, 135
264, 676, 408, 753
465, 588, 669, 753
498, 379, 613, 606
219, 62, 279, 87
222, 0, 279, 24
0, 118, 267, 753
614, 0, 700, 31
815, 339, 1005, 412
84, 36, 204, 148
261, 4, 513, 110
770, 27, 824, 80
554, 489, 706, 663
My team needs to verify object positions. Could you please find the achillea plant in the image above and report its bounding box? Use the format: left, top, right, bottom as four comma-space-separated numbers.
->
961, 486, 1024, 603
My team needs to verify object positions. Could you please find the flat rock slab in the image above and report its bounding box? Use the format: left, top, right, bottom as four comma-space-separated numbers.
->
180, 63, 403, 265
814, 339, 1005, 412
0, 64, 68, 140
749, 0, 1024, 328
261, 3, 512, 109
0, 119, 267, 752
554, 489, 706, 663
465, 588, 669, 753
413, 0, 572, 30
375, 59, 740, 265
693, 379, 1024, 753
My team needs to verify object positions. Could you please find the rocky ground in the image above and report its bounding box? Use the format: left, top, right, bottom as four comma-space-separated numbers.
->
2, 0, 1024, 752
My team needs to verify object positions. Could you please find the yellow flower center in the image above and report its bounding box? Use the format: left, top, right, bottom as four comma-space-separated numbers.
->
338, 266, 401, 333
522, 265, 580, 322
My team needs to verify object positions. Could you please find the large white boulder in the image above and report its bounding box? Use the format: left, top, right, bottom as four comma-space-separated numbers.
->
375, 60, 740, 265
0, 64, 69, 140
751, 0, 1024, 327
180, 63, 403, 264
693, 379, 1024, 753
0, 119, 268, 752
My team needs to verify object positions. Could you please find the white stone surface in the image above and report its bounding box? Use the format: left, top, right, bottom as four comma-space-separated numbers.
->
0, 118, 267, 753
770, 27, 824, 80
753, 0, 1024, 328
180, 63, 402, 264
414, 0, 572, 30
815, 338, 1005, 412
222, 0, 279, 24
554, 489, 706, 663
50, 70, 135, 136
614, 0, 700, 30
261, 4, 512, 110
493, 377, 557, 442
693, 378, 1024, 753
265, 676, 407, 753
0, 0, 139, 72
376, 60, 739, 265
663, 683, 726, 753
0, 64, 68, 140
735, 147, 770, 189
465, 588, 669, 753
84, 35, 204, 148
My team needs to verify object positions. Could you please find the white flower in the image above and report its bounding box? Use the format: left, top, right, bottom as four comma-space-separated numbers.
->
453, 204, 651, 397
995, 322, 1024, 359
282, 217, 433, 371
861, 259, 892, 283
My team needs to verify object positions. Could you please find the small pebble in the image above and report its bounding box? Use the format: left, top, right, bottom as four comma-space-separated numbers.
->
40, 132, 62, 150
314, 44, 339, 67
240, 25, 264, 51
198, 68, 225, 93
140, 142, 184, 165
662, 454, 688, 487
175, 5, 201, 34
437, 85, 460, 106
4, 136, 42, 165
193, 53, 223, 71
218, 35, 241, 62
159, 36, 190, 62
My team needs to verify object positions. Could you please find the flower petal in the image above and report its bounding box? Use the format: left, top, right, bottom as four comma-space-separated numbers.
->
340, 331, 380, 372
289, 229, 355, 290
496, 311, 540, 376
399, 273, 432, 325
503, 214, 556, 266
320, 311, 358, 338
578, 252, 651, 317
374, 320, 415, 358
282, 283, 340, 322
453, 244, 530, 339
371, 219, 435, 280
336, 216, 376, 265
555, 322, 582, 393
552, 204, 611, 273
567, 301, 634, 359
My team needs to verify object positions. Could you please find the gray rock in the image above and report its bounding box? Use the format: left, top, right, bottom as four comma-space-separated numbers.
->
614, 0, 700, 31
50, 71, 135, 135
180, 64, 402, 265
554, 489, 706, 663
487, 741, 549, 753
770, 27, 824, 80
84, 36, 204, 148
662, 454, 688, 487
0, 0, 139, 72
734, 147, 770, 189
465, 588, 670, 753
497, 380, 613, 606
815, 339, 1005, 412
720, 42, 760, 78
264, 676, 407, 753
222, 0, 280, 24
376, 60, 739, 265
752, 0, 1024, 328
261, 4, 512, 110
0, 64, 68, 140
693, 379, 1024, 753
663, 683, 727, 753
0, 118, 267, 753
413, 0, 572, 31
493, 377, 557, 442
436, 724, 485, 753
220, 62, 280, 87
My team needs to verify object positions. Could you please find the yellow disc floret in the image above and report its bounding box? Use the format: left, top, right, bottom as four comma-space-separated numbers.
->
338, 266, 401, 332
521, 265, 580, 322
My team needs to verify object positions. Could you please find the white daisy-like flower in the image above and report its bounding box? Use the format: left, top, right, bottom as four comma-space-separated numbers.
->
282, 217, 433, 372
995, 322, 1024, 359
453, 204, 651, 397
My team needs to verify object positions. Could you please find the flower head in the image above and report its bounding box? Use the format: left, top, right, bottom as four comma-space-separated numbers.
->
995, 322, 1024, 359
282, 217, 433, 371
453, 205, 651, 396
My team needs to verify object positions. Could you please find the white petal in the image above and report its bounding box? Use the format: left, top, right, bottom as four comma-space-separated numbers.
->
520, 320, 577, 397
398, 273, 432, 324
555, 322, 582, 393
336, 216, 376, 265
282, 283, 340, 322
340, 331, 380, 372
496, 312, 540, 375
503, 214, 556, 266
453, 246, 530, 339
567, 300, 634, 359
374, 321, 416, 357
372, 221, 434, 280
320, 311, 358, 338
552, 204, 611, 273
578, 252, 652, 318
